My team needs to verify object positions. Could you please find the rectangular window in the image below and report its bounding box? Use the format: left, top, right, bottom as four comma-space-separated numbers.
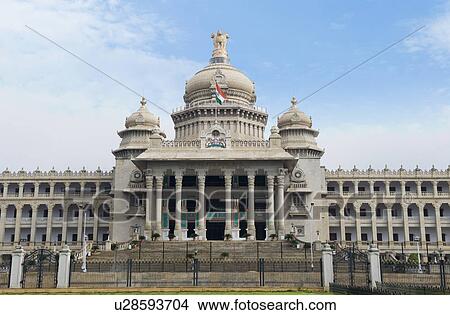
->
424, 208, 429, 217
74, 210, 79, 218
408, 208, 413, 217
360, 208, 367, 217
437, 186, 443, 192
327, 186, 335, 192
345, 233, 352, 241
72, 234, 78, 242
358, 187, 365, 192
43, 209, 48, 218
393, 233, 399, 242
440, 208, 444, 217
389, 187, 395, 192
425, 234, 431, 242
443, 234, 446, 242
26, 234, 31, 242
344, 207, 351, 216
329, 233, 337, 241
409, 234, 414, 242
377, 233, 383, 241
41, 234, 46, 242
421, 186, 426, 192
88, 233, 93, 241
10, 234, 15, 242
57, 234, 62, 242
405, 186, 411, 192
374, 186, 380, 192
391, 209, 398, 217
361, 233, 368, 241
343, 186, 349, 192
102, 233, 109, 241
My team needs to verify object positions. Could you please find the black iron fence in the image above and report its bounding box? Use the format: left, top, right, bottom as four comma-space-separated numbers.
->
68, 257, 322, 288
0, 261, 11, 288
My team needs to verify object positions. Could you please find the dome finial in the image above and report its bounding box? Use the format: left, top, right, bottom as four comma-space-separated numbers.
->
291, 96, 298, 108
210, 30, 230, 63
140, 96, 147, 108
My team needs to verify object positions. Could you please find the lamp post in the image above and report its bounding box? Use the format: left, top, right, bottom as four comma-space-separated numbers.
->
81, 208, 87, 273
414, 235, 422, 273
310, 228, 314, 271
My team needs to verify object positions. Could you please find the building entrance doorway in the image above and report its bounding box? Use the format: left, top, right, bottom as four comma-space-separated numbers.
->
255, 222, 266, 240
206, 221, 225, 240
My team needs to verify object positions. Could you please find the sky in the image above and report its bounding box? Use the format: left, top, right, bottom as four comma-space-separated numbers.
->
0, 0, 450, 172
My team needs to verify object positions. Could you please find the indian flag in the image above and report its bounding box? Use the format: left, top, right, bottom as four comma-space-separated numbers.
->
214, 82, 226, 105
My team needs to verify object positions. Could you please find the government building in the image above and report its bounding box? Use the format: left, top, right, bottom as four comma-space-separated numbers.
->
0, 31, 449, 256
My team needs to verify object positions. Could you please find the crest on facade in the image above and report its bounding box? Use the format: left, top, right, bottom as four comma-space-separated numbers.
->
291, 166, 305, 183
210, 69, 227, 87
206, 129, 226, 148
130, 169, 144, 183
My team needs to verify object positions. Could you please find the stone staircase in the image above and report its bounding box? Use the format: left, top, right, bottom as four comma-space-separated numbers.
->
87, 241, 321, 262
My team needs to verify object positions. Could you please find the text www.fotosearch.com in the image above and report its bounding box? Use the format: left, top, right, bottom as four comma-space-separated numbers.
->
114, 298, 337, 312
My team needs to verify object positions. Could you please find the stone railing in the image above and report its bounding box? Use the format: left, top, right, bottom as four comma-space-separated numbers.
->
172, 100, 268, 114
0, 168, 114, 179
326, 166, 450, 178
161, 140, 201, 148
230, 140, 270, 148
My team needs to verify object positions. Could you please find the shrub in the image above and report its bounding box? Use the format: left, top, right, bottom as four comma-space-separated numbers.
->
168, 233, 176, 241
224, 233, 232, 241
151, 233, 160, 241
408, 253, 420, 264
269, 233, 278, 241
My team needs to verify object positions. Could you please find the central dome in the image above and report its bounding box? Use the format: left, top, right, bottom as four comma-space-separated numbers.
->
184, 31, 256, 106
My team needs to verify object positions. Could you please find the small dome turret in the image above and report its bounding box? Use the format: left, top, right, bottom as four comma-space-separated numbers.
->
277, 97, 312, 128
125, 97, 160, 128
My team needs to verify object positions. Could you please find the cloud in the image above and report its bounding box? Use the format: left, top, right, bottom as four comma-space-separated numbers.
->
404, 1, 450, 65
0, 0, 201, 171
320, 104, 450, 170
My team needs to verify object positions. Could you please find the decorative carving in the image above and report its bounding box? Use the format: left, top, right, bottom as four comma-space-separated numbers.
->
291, 166, 305, 183
130, 170, 144, 183
206, 129, 226, 148
211, 31, 229, 58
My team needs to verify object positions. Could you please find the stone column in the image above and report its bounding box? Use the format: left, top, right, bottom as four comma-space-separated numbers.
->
155, 176, 164, 237
61, 204, 69, 243
369, 181, 374, 195
433, 181, 438, 198
418, 202, 426, 246
434, 202, 442, 244
57, 245, 71, 288
2, 183, 8, 198
321, 243, 334, 291
30, 205, 37, 244
224, 174, 233, 237
400, 181, 406, 196
145, 172, 154, 236
45, 205, 53, 246
175, 175, 183, 240
354, 180, 359, 195
18, 183, 24, 198
338, 181, 344, 196
266, 175, 276, 237
247, 175, 256, 240
14, 204, 22, 244
370, 203, 377, 244
9, 246, 25, 288
386, 204, 394, 244
93, 205, 99, 242
34, 182, 39, 198
49, 182, 55, 198
0, 205, 6, 243
339, 205, 346, 242
401, 203, 410, 244
197, 175, 206, 240
355, 203, 362, 243
276, 175, 286, 239
368, 244, 382, 288
385, 181, 390, 196
77, 205, 84, 245
417, 181, 422, 196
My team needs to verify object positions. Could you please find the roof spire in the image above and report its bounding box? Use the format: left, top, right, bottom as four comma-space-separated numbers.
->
140, 96, 147, 109
291, 96, 298, 108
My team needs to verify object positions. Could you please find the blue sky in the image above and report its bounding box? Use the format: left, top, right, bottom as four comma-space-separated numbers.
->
0, 0, 449, 171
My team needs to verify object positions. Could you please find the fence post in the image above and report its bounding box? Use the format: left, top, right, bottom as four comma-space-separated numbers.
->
9, 246, 25, 288
321, 243, 333, 291
367, 244, 381, 288
259, 258, 265, 286
57, 245, 71, 288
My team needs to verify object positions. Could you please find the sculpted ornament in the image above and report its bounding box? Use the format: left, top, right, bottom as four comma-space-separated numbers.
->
211, 31, 229, 58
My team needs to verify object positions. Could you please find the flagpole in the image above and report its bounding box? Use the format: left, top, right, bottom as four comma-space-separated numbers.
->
214, 80, 218, 123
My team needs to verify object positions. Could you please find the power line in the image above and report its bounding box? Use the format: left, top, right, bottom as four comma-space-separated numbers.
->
25, 25, 171, 115
272, 25, 426, 119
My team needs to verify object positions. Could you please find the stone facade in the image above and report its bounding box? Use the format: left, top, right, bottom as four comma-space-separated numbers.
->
0, 31, 449, 255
